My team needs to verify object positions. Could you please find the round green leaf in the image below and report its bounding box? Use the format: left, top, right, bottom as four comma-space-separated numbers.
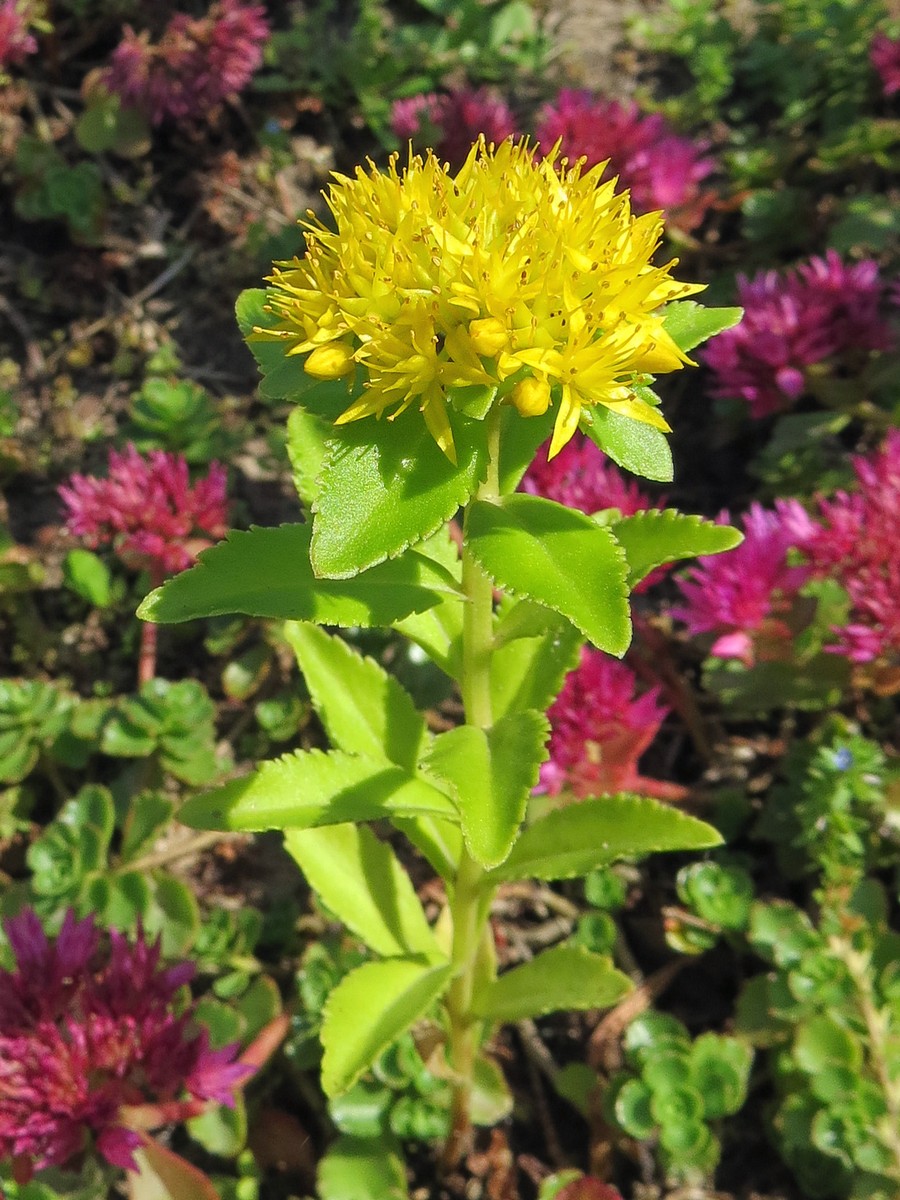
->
650, 1085, 704, 1132
624, 1012, 689, 1064
794, 1016, 862, 1074
329, 1081, 392, 1138
643, 1050, 692, 1094
688, 1034, 752, 1118
677, 861, 754, 931
317, 1134, 408, 1200
612, 1077, 655, 1138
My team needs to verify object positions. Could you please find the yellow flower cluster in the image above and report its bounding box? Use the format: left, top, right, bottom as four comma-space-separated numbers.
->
260, 139, 702, 461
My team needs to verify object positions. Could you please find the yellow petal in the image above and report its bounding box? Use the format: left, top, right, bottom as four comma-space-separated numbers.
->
304, 342, 355, 379
468, 317, 508, 358
602, 394, 672, 431
510, 376, 551, 417
421, 388, 457, 464
548, 384, 583, 459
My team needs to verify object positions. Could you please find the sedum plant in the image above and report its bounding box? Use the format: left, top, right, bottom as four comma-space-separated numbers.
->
139, 138, 742, 1168
605, 1011, 752, 1185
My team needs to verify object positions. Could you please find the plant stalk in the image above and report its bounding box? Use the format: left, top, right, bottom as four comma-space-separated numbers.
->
443, 410, 502, 1164
137, 567, 165, 687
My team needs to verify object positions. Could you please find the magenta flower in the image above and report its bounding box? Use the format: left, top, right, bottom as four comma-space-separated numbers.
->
102, 0, 269, 126
534, 90, 715, 230
521, 434, 658, 517
0, 0, 38, 68
703, 251, 893, 418
672, 500, 818, 666
0, 909, 251, 1180
871, 31, 900, 97
390, 87, 518, 166
804, 431, 900, 668
59, 444, 228, 582
540, 649, 676, 800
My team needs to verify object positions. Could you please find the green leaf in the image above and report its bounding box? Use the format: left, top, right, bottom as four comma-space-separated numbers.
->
236, 974, 282, 1042
236, 289, 359, 411
497, 400, 557, 492
471, 945, 630, 1022
311, 405, 489, 578
486, 796, 723, 883
624, 1013, 689, 1063
610, 510, 742, 587
284, 824, 442, 960
583, 406, 673, 482
62, 549, 112, 607
491, 604, 582, 720
187, 1096, 247, 1157
88, 871, 151, 930
613, 1077, 656, 1138
286, 405, 332, 508
321, 958, 453, 1095
424, 711, 549, 868
701, 655, 851, 715
138, 524, 450, 628
661, 301, 743, 353
677, 861, 754, 932
794, 1016, 862, 1074
689, 1034, 753, 1119
317, 1135, 409, 1200
391, 814, 463, 882
284, 622, 427, 771
471, 1053, 514, 1125
62, 784, 115, 844
392, 527, 464, 679
119, 792, 174, 862
329, 1082, 392, 1138
147, 873, 200, 956
178, 749, 459, 831
467, 495, 631, 655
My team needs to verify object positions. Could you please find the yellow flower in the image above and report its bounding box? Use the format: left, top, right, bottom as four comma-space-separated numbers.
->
259, 139, 702, 461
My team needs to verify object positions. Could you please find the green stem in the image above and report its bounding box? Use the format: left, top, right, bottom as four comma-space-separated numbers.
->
444, 409, 502, 1164
841, 938, 900, 1181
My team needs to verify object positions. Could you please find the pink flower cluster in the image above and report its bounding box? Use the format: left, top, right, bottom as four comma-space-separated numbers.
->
673, 435, 900, 674
804, 430, 900, 665
521, 434, 658, 518
59, 444, 228, 581
0, 0, 37, 68
0, 909, 250, 1178
702, 251, 893, 418
102, 0, 269, 126
540, 650, 672, 800
870, 31, 900, 97
534, 90, 716, 230
672, 500, 817, 667
390, 86, 517, 166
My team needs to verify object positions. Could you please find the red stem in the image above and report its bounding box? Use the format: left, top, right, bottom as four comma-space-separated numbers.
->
137, 567, 166, 687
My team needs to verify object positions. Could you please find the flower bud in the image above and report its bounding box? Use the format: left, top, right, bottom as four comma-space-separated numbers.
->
304, 342, 355, 379
511, 376, 551, 416
468, 317, 508, 358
